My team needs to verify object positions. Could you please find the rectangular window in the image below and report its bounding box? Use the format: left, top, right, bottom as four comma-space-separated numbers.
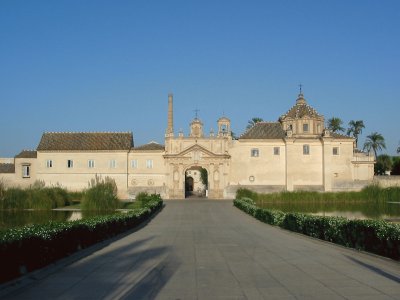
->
67, 160, 73, 168
303, 123, 309, 132
46, 160, 53, 168
146, 159, 153, 169
88, 159, 95, 168
303, 144, 310, 155
333, 147, 339, 155
109, 160, 117, 168
22, 165, 30, 178
273, 147, 280, 155
251, 148, 259, 157
131, 159, 138, 169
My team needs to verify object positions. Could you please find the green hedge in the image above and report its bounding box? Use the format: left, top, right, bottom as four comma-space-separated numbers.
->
0, 194, 163, 283
234, 198, 400, 260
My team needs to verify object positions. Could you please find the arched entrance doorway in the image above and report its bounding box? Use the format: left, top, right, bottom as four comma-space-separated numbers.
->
185, 166, 208, 198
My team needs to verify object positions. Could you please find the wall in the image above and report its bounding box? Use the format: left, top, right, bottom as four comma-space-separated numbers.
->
128, 150, 167, 199
374, 176, 400, 188
229, 139, 286, 187
36, 151, 129, 198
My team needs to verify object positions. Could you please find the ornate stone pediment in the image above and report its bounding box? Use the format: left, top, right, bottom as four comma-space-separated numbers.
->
164, 144, 230, 160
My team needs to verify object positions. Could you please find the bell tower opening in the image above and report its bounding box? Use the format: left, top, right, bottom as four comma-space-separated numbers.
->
185, 166, 208, 198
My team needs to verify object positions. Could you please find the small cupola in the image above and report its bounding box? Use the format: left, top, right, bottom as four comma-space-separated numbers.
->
217, 117, 231, 137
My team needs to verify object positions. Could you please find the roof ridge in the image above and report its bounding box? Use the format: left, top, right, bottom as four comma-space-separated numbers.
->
44, 131, 133, 134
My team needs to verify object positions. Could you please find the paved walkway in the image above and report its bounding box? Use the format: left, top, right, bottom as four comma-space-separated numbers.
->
2, 200, 400, 299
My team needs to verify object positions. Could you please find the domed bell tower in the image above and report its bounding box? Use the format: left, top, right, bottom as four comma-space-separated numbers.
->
217, 117, 231, 137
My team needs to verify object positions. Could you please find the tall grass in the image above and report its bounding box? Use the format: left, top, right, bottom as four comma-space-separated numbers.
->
236, 185, 400, 203
81, 176, 119, 211
0, 186, 71, 210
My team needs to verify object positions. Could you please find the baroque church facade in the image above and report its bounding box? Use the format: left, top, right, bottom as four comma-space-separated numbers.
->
0, 93, 375, 199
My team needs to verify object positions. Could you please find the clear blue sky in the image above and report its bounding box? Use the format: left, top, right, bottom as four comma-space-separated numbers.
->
1, 0, 399, 157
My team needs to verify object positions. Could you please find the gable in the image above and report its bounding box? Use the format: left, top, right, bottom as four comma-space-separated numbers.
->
164, 144, 230, 159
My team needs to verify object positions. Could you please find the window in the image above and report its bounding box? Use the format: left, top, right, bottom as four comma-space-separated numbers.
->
131, 159, 138, 169
251, 148, 259, 157
22, 165, 30, 178
46, 160, 53, 168
67, 160, 73, 168
109, 160, 117, 168
303, 144, 310, 155
333, 147, 339, 156
273, 147, 280, 155
146, 159, 153, 169
303, 123, 309, 132
88, 160, 95, 168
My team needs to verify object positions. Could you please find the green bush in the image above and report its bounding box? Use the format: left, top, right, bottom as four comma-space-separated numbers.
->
0, 180, 5, 201
1, 188, 29, 210
236, 188, 258, 201
81, 176, 119, 211
233, 198, 400, 260
0, 195, 163, 283
0, 186, 71, 210
136, 193, 162, 208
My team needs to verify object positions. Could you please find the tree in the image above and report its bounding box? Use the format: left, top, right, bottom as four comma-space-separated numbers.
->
246, 117, 263, 130
392, 156, 400, 175
327, 117, 345, 133
347, 120, 365, 148
375, 154, 392, 175
363, 132, 386, 158
200, 168, 208, 189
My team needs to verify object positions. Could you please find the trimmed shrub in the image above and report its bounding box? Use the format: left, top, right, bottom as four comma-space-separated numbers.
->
233, 198, 400, 260
0, 195, 163, 283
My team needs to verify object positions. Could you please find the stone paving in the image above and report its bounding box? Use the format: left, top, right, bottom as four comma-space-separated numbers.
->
2, 200, 400, 299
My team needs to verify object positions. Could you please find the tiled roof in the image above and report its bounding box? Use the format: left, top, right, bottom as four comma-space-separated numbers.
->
240, 122, 286, 139
37, 132, 134, 151
280, 94, 322, 120
0, 163, 15, 173
134, 141, 165, 151
15, 150, 37, 158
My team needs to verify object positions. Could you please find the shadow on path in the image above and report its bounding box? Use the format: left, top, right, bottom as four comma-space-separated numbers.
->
345, 255, 400, 284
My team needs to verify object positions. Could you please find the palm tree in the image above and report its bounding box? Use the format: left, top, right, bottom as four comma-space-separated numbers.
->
347, 120, 365, 148
246, 117, 263, 130
363, 132, 386, 158
327, 117, 345, 133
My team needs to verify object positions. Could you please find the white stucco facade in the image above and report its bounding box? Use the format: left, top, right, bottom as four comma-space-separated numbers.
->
0, 93, 375, 199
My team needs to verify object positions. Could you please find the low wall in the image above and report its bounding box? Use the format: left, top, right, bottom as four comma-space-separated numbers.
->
374, 176, 400, 188
224, 185, 286, 199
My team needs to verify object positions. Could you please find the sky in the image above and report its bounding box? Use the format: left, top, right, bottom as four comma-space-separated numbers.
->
0, 0, 399, 157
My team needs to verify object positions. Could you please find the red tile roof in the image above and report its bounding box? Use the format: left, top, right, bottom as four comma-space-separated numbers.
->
0, 163, 15, 173
37, 132, 134, 151
15, 150, 37, 158
240, 122, 286, 139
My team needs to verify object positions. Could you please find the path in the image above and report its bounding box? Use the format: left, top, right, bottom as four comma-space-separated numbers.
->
2, 200, 400, 299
